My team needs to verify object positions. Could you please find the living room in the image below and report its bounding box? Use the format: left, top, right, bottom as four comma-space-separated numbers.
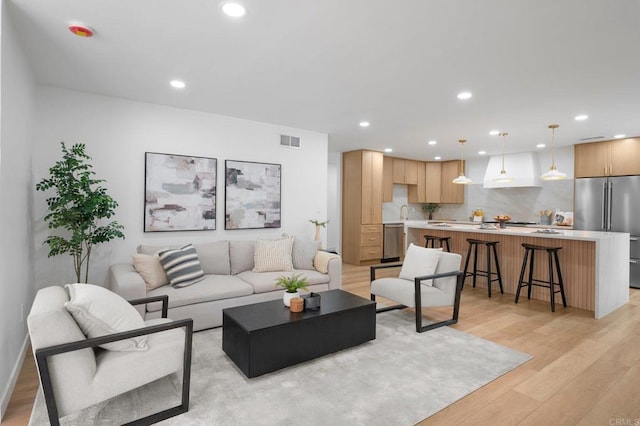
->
3, 1, 640, 424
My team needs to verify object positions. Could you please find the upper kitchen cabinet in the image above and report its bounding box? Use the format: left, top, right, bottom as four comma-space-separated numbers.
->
392, 158, 419, 184
425, 162, 442, 203
408, 161, 427, 203
575, 138, 640, 177
342, 150, 384, 265
382, 156, 393, 202
408, 161, 442, 203
440, 160, 465, 204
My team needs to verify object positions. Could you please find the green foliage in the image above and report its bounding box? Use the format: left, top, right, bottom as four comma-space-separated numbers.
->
275, 273, 310, 293
421, 203, 440, 214
309, 219, 329, 227
36, 142, 125, 282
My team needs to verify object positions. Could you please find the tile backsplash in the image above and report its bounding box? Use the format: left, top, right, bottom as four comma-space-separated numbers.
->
383, 180, 574, 224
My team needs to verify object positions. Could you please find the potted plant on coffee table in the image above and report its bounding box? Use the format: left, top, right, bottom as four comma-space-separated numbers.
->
275, 273, 309, 307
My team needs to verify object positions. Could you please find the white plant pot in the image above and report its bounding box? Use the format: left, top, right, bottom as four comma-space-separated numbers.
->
283, 291, 300, 307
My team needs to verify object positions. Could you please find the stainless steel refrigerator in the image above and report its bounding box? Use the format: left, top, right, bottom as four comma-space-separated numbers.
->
574, 175, 640, 288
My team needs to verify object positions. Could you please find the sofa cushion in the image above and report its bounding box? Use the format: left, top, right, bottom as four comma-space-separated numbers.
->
158, 244, 205, 288
64, 284, 148, 352
229, 240, 255, 274
132, 253, 169, 290
146, 275, 254, 312
194, 241, 231, 275
253, 236, 294, 272
292, 239, 321, 270
237, 269, 330, 294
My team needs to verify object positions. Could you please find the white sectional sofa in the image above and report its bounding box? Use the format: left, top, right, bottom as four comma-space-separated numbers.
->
108, 239, 342, 331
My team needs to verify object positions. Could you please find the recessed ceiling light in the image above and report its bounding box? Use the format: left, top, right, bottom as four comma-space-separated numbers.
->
384, 148, 393, 153
221, 2, 246, 17
614, 134, 626, 139
170, 80, 186, 89
478, 151, 487, 155
457, 92, 472, 100
575, 114, 588, 121
489, 130, 500, 136
359, 121, 370, 127
536, 144, 546, 148
428, 140, 437, 145
434, 156, 442, 160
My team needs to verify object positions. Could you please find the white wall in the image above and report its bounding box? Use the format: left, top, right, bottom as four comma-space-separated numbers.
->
0, 0, 36, 418
32, 86, 329, 287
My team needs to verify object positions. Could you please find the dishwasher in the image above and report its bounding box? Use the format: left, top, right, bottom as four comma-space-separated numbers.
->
383, 223, 404, 262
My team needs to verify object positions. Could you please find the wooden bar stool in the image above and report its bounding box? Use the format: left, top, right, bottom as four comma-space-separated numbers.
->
462, 239, 504, 297
423, 235, 451, 252
515, 243, 567, 312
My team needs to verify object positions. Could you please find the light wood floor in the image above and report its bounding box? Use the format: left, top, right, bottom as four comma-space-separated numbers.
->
4, 263, 640, 425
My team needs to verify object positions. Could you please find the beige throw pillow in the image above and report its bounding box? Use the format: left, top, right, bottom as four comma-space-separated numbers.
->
64, 283, 148, 352
399, 244, 441, 286
253, 236, 294, 272
132, 253, 170, 290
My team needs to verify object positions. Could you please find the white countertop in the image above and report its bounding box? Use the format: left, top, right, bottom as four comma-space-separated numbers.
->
403, 220, 628, 242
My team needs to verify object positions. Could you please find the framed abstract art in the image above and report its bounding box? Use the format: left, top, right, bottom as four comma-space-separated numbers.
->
144, 152, 217, 232
225, 160, 281, 229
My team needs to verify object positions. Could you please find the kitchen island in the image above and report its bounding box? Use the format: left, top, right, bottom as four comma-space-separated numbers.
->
403, 221, 630, 319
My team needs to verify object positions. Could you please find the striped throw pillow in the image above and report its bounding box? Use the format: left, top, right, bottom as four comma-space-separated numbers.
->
158, 244, 205, 288
253, 236, 294, 272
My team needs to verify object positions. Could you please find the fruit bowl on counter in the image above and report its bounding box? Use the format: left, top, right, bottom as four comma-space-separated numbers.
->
494, 215, 511, 229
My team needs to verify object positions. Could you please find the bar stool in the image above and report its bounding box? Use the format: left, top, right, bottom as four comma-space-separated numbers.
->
462, 239, 504, 297
423, 235, 451, 252
515, 243, 567, 312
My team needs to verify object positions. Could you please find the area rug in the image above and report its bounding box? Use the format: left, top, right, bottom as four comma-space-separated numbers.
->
30, 311, 531, 425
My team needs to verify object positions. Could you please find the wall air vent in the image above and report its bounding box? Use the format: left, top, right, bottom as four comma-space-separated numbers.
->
579, 136, 605, 141
280, 134, 301, 148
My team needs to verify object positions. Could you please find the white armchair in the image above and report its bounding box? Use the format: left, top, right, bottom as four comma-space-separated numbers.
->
370, 247, 463, 332
27, 286, 193, 425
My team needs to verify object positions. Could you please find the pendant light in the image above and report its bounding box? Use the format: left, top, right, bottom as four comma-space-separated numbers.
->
493, 132, 514, 183
541, 124, 568, 180
452, 139, 472, 184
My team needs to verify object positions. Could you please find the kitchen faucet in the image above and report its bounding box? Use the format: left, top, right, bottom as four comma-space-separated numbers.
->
400, 204, 409, 220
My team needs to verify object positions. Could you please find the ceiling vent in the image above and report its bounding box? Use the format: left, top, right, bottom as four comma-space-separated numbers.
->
579, 136, 605, 141
280, 134, 301, 148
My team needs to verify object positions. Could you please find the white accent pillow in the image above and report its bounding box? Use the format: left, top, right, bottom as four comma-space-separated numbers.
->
64, 284, 148, 352
399, 244, 442, 286
253, 236, 294, 272
132, 253, 169, 290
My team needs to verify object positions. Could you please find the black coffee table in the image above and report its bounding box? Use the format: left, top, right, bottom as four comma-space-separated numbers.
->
222, 290, 376, 378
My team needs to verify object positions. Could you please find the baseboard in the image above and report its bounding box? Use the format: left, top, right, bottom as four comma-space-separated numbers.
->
0, 333, 30, 422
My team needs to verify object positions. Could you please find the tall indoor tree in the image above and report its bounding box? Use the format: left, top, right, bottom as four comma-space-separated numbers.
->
36, 142, 125, 283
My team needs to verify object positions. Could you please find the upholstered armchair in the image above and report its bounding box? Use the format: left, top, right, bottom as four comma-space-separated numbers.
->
370, 245, 463, 332
27, 285, 193, 426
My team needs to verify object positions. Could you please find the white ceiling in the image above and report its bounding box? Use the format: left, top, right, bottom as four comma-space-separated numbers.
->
8, 0, 640, 160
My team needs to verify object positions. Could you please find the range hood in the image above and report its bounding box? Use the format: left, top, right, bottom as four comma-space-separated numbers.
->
483, 152, 542, 188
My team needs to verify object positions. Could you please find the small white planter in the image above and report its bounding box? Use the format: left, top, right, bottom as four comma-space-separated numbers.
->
283, 291, 300, 307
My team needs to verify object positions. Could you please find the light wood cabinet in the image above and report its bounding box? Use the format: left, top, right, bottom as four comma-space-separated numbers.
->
407, 161, 452, 203
408, 161, 426, 203
392, 158, 419, 184
342, 150, 384, 265
575, 138, 640, 177
440, 160, 465, 204
382, 156, 393, 202
425, 162, 442, 203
